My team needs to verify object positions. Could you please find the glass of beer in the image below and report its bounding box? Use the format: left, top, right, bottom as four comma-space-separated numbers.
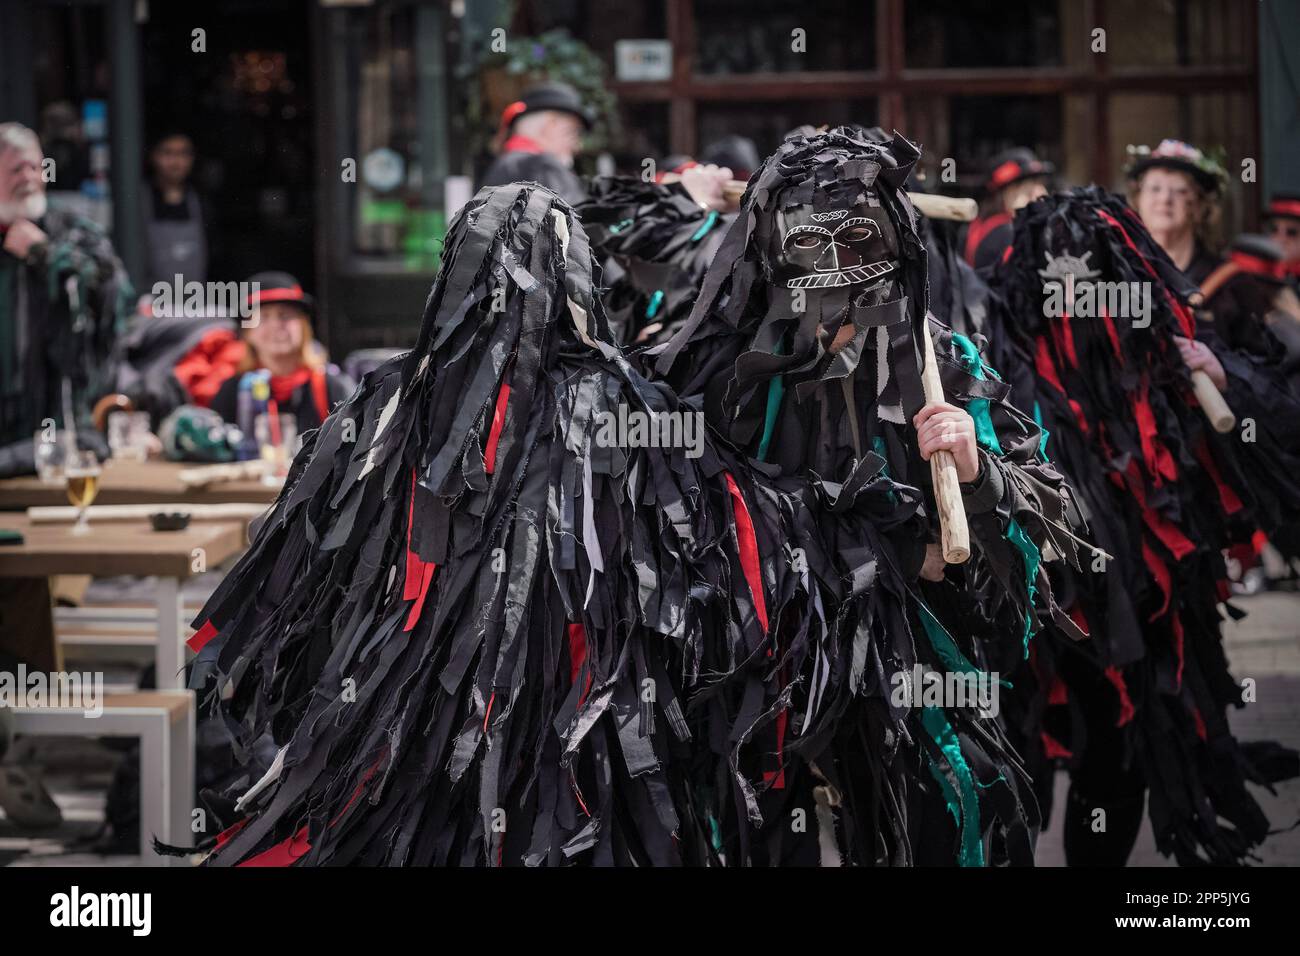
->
64, 449, 101, 535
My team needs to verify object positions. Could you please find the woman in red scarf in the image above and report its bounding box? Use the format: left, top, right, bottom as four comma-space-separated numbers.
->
210, 272, 351, 432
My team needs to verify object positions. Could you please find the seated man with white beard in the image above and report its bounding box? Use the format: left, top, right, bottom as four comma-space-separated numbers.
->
0, 122, 133, 476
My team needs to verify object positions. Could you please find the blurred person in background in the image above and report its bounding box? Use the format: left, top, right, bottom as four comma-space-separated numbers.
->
141, 130, 210, 294
1131, 142, 1300, 594
0, 121, 132, 831
1264, 194, 1300, 284
38, 101, 89, 193
478, 82, 592, 205
1198, 234, 1300, 360
579, 161, 735, 346
698, 134, 760, 183
964, 147, 1054, 272
208, 272, 351, 434
0, 122, 131, 477
1125, 138, 1227, 285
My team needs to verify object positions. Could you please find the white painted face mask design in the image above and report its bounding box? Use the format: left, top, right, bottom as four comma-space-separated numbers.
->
782, 210, 896, 289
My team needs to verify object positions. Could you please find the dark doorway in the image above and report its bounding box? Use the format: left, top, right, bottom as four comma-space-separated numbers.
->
141, 0, 314, 286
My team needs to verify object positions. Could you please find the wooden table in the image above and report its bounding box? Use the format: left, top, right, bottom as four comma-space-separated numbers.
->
0, 458, 279, 509
0, 516, 246, 688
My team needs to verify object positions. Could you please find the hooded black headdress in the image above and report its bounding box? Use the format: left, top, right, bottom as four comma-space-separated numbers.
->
654, 127, 930, 470
577, 176, 732, 347
985, 186, 1300, 864
178, 182, 794, 866
646, 127, 1088, 865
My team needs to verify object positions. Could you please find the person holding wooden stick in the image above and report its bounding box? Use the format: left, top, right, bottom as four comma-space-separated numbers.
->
653, 126, 1085, 865
982, 186, 1300, 866
577, 173, 736, 347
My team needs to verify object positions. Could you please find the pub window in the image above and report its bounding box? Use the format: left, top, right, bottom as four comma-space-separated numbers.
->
343, 3, 447, 272
694, 0, 876, 75
904, 0, 1063, 70
1106, 0, 1252, 68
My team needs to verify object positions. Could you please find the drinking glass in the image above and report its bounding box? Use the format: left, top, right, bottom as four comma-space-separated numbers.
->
34, 428, 71, 484
64, 449, 102, 536
107, 411, 151, 461
254, 412, 298, 485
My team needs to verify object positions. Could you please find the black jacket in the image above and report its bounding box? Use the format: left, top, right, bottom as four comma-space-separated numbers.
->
0, 207, 132, 474
478, 150, 585, 206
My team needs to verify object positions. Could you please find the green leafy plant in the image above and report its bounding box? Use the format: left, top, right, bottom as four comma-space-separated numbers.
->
465, 29, 620, 159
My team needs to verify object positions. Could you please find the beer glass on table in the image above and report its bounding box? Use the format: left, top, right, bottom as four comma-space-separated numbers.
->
64, 449, 101, 535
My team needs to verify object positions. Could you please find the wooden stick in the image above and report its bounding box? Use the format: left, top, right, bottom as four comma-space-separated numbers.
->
1190, 370, 1235, 433
27, 503, 268, 524
1182, 304, 1237, 433
919, 322, 972, 565
906, 193, 978, 223
720, 181, 978, 222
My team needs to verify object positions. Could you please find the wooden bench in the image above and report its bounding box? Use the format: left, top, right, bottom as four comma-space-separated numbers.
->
9, 690, 195, 866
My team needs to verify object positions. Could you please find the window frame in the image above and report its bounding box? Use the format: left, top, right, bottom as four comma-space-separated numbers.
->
608, 0, 1258, 192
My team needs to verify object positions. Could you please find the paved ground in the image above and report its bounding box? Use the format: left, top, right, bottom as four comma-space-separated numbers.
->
1036, 590, 1300, 865
4, 590, 1298, 867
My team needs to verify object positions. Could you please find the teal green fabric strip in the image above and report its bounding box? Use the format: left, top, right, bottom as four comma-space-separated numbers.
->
917, 602, 980, 677
757, 333, 787, 462
645, 289, 665, 320
926, 751, 961, 826
967, 397, 1003, 454
951, 333, 985, 380
1005, 518, 1041, 658
872, 435, 888, 468
955, 330, 1038, 657
921, 706, 984, 867
690, 210, 720, 243
951, 333, 1003, 453
1032, 400, 1050, 459
756, 374, 784, 462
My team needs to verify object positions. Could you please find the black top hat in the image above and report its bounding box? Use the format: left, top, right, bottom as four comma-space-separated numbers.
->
1228, 234, 1288, 284
1124, 139, 1227, 196
984, 147, 1055, 193
499, 82, 594, 132
243, 271, 316, 320
1264, 193, 1300, 223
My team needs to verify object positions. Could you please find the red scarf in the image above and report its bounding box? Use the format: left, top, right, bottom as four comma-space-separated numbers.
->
502, 134, 544, 155
963, 211, 1012, 265
268, 367, 329, 422
269, 366, 311, 404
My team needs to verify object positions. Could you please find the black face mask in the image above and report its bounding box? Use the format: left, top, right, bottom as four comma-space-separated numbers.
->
769, 195, 900, 292
757, 189, 906, 364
